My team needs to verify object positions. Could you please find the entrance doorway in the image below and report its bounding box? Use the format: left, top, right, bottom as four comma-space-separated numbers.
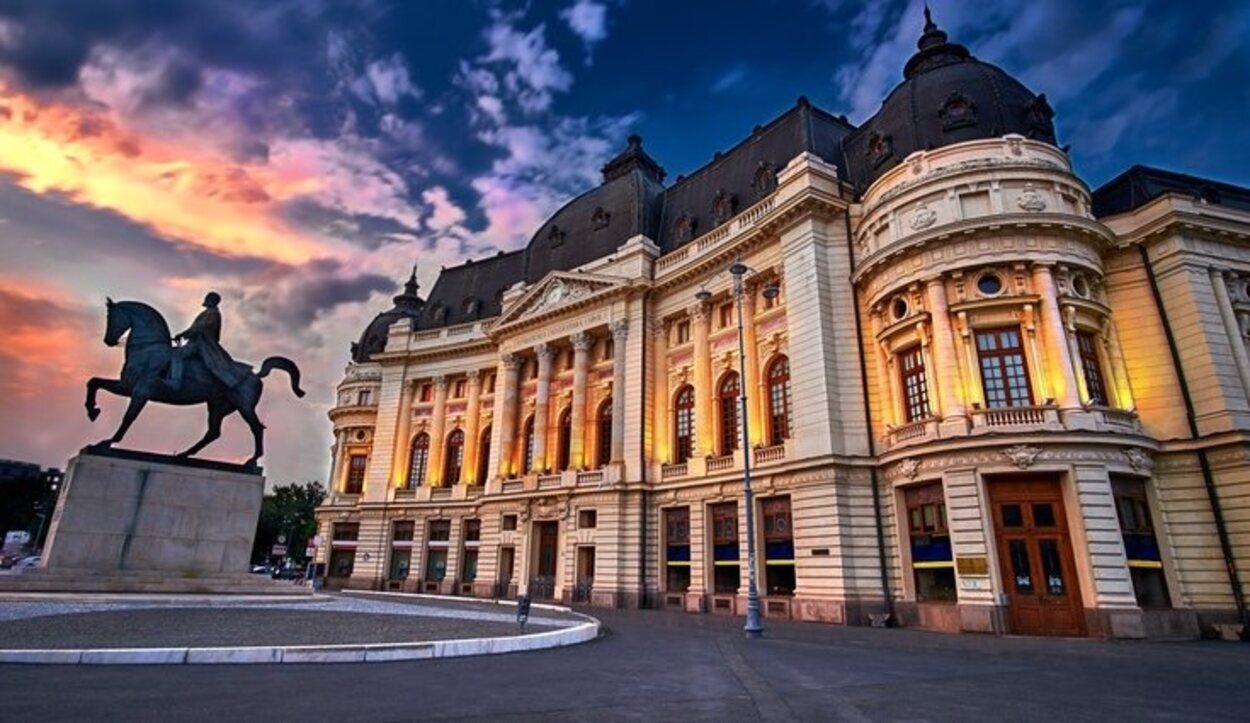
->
573, 546, 595, 603
990, 476, 1085, 637
530, 521, 559, 600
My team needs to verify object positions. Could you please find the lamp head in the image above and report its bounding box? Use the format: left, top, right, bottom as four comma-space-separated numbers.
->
762, 282, 781, 300
695, 288, 712, 303
729, 261, 749, 277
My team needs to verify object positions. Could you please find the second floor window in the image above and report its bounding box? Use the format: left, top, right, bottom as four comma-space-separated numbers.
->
1076, 330, 1108, 405
522, 416, 537, 473
454, 379, 467, 398
717, 372, 741, 455
408, 433, 430, 487
900, 346, 931, 422
976, 327, 1033, 408
767, 356, 792, 444
675, 321, 691, 345
597, 399, 613, 467
673, 385, 695, 463
718, 302, 734, 328
345, 454, 367, 494
443, 429, 465, 484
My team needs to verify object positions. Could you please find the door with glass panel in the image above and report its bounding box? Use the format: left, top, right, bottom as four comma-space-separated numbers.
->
990, 477, 1085, 637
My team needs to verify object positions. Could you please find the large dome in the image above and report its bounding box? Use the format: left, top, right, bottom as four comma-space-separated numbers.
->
843, 9, 1058, 191
351, 269, 424, 363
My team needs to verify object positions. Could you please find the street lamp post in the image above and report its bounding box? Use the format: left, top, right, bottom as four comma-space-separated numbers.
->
697, 259, 779, 639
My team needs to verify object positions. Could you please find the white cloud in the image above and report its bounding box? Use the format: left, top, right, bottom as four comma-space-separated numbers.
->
422, 186, 467, 231
480, 12, 573, 114
711, 64, 748, 93
561, 0, 609, 63
363, 53, 421, 106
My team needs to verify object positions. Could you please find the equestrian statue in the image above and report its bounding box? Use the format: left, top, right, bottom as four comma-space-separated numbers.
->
85, 292, 305, 468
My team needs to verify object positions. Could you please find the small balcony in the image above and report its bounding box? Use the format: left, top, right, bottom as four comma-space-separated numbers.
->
970, 404, 1062, 432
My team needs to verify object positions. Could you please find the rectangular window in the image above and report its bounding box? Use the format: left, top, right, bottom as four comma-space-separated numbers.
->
718, 302, 734, 328
900, 345, 931, 422
578, 509, 597, 529
464, 519, 481, 542
761, 497, 795, 596
711, 502, 740, 594
454, 379, 467, 398
461, 549, 479, 582
391, 521, 414, 542
1076, 330, 1108, 405
975, 327, 1034, 408
665, 507, 691, 593
332, 522, 360, 541
330, 522, 358, 579
419, 384, 432, 402
345, 455, 366, 494
602, 338, 614, 360
425, 520, 451, 582
486, 374, 496, 394
388, 522, 412, 582
357, 389, 372, 406
501, 514, 518, 531
675, 321, 691, 345
1112, 476, 1170, 608
905, 484, 956, 602
462, 519, 481, 583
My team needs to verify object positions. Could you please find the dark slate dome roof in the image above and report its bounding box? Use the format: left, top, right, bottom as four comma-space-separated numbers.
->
843, 8, 1058, 191
351, 269, 424, 363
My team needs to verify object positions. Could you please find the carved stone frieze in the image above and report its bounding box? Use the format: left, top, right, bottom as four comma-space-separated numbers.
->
1001, 445, 1043, 470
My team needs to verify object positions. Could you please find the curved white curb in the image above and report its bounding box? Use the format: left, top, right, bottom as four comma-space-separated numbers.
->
0, 617, 600, 665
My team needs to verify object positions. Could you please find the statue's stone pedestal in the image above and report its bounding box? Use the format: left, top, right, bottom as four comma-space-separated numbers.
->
0, 449, 306, 595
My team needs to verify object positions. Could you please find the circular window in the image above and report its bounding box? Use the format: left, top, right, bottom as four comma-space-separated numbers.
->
892, 297, 909, 320
355, 430, 367, 442
977, 274, 1003, 296
1071, 275, 1090, 299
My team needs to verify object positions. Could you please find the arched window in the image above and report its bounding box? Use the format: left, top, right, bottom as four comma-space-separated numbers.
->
407, 433, 430, 487
476, 425, 492, 485
443, 429, 465, 484
717, 372, 741, 456
673, 385, 695, 463
766, 356, 792, 445
522, 416, 536, 474
556, 408, 573, 471
596, 398, 612, 468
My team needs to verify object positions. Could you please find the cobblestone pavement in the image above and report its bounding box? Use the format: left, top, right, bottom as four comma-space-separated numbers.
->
2, 605, 1247, 722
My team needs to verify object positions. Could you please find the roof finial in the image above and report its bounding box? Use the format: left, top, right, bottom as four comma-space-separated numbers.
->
924, 3, 936, 31
917, 1, 948, 51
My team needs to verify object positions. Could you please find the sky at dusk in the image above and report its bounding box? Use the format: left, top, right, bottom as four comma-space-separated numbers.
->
0, 0, 1247, 484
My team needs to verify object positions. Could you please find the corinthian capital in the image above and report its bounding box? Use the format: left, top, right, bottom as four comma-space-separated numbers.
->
570, 331, 594, 351
535, 342, 556, 360
502, 353, 522, 371
611, 319, 629, 340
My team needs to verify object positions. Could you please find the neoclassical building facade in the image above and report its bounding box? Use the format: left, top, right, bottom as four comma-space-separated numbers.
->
315, 14, 1250, 638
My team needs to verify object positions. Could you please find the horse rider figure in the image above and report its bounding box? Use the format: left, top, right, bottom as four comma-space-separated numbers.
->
169, 291, 248, 390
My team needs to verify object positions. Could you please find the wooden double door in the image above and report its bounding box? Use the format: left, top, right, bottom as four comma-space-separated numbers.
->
990, 477, 1086, 637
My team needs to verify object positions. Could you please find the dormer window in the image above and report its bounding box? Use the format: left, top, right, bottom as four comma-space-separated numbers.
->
867, 130, 893, 168
591, 206, 610, 230
432, 304, 448, 323
751, 162, 778, 198
939, 91, 977, 131
711, 190, 737, 225
463, 297, 481, 318
548, 225, 566, 247
1024, 94, 1054, 139
673, 213, 697, 243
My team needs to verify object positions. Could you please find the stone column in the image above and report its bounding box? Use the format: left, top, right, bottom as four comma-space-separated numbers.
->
495, 354, 522, 479
427, 376, 450, 485
1102, 318, 1135, 410
569, 333, 593, 469
651, 321, 669, 464
532, 344, 555, 472
868, 309, 896, 427
925, 277, 967, 432
691, 303, 713, 458
740, 285, 763, 446
390, 379, 415, 488
332, 428, 349, 492
611, 320, 629, 462
1211, 269, 1250, 401
460, 371, 483, 484
1033, 264, 1081, 408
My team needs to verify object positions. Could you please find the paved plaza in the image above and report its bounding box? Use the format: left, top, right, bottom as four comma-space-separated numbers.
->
1, 601, 1247, 722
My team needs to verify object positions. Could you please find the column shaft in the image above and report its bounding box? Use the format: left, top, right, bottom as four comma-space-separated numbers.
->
611, 320, 629, 462
652, 321, 669, 464
1033, 265, 1081, 408
1211, 269, 1250, 401
427, 376, 450, 485
570, 333, 592, 469
741, 286, 763, 446
924, 277, 966, 418
460, 371, 483, 484
390, 379, 415, 488
691, 305, 713, 458
532, 344, 554, 472
868, 310, 896, 427
496, 355, 522, 479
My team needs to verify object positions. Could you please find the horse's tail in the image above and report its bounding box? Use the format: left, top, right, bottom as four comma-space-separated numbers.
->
258, 356, 306, 398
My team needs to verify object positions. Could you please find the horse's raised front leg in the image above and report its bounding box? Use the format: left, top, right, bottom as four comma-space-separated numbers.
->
178, 403, 230, 459
85, 377, 125, 422
103, 394, 148, 447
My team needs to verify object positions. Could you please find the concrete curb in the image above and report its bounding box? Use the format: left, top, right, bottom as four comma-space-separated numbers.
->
0, 617, 599, 665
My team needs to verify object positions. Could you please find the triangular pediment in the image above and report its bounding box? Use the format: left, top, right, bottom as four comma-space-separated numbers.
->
494, 271, 625, 328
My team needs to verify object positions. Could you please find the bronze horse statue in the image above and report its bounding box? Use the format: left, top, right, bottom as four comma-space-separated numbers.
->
85, 299, 304, 468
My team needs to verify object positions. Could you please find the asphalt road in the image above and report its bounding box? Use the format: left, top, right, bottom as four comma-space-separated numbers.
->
1, 605, 1247, 722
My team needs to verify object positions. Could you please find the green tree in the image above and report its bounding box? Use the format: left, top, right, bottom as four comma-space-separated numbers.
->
251, 481, 326, 564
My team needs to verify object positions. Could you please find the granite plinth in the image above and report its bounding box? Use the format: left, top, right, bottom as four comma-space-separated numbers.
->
0, 450, 304, 595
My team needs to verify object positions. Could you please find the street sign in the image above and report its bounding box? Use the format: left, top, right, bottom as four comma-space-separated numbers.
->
277, 534, 287, 544
271, 544, 287, 556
